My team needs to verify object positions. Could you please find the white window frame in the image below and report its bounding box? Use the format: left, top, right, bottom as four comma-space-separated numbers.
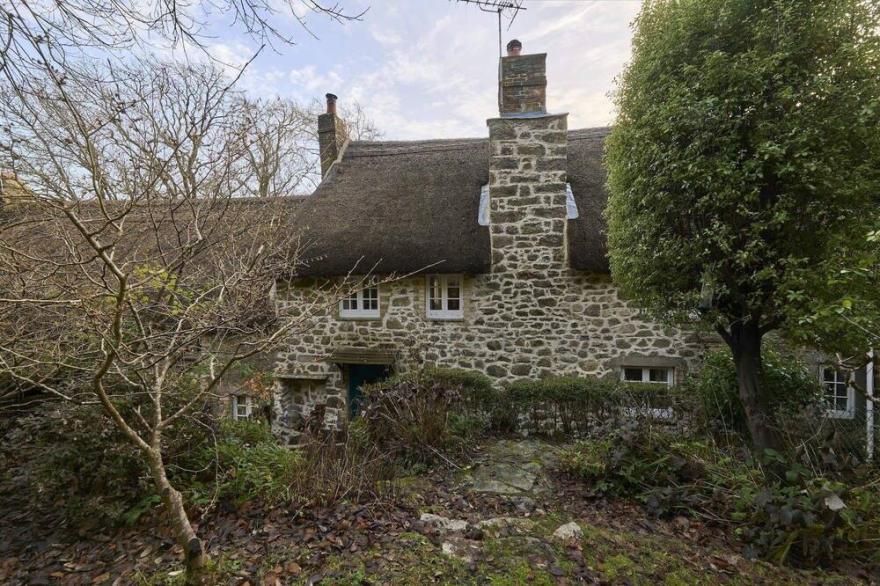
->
620, 366, 675, 419
619, 366, 675, 387
425, 274, 464, 320
231, 394, 252, 420
820, 366, 855, 419
339, 285, 380, 319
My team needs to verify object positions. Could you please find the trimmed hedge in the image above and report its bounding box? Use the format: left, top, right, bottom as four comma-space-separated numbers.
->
362, 368, 694, 443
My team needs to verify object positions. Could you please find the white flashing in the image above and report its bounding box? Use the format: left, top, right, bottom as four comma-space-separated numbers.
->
478, 182, 578, 226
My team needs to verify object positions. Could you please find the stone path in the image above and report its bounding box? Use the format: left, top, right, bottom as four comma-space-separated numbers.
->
465, 439, 562, 495
419, 439, 574, 563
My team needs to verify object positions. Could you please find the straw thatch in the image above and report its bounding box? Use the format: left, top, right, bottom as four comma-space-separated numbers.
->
292, 127, 611, 277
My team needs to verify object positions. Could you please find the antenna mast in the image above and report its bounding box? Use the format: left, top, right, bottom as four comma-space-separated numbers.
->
451, 0, 526, 58
452, 0, 526, 113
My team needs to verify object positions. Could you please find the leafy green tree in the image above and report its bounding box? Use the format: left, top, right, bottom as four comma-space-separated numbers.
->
605, 0, 880, 450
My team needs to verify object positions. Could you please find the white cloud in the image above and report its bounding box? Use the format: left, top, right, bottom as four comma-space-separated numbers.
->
222, 0, 641, 140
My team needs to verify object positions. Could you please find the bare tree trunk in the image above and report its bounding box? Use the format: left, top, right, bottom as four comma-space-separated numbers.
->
146, 448, 208, 584
726, 321, 780, 453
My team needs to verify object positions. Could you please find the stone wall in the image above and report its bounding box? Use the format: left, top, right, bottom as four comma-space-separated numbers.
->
272, 273, 710, 439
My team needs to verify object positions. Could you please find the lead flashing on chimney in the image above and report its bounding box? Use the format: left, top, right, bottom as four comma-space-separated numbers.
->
478, 182, 578, 226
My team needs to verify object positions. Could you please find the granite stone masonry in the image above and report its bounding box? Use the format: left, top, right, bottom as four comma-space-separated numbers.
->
271, 271, 708, 440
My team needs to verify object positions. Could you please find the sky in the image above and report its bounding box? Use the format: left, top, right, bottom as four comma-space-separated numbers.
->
198, 0, 643, 140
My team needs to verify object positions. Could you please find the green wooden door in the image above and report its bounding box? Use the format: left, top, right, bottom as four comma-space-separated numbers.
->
347, 364, 389, 418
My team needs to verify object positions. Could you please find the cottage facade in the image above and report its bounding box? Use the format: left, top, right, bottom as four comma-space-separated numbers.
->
268, 46, 714, 439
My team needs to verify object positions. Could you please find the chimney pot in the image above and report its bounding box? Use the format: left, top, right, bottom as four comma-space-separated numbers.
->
325, 93, 338, 115
506, 39, 522, 57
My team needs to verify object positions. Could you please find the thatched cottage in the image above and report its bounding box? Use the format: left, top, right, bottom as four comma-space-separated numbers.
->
268, 44, 716, 437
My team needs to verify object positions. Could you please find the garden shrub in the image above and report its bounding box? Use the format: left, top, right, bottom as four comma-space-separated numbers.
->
7, 403, 155, 528
360, 368, 483, 466
505, 376, 686, 437
559, 421, 719, 515
186, 419, 301, 507
730, 451, 880, 568
3, 394, 303, 527
685, 348, 822, 439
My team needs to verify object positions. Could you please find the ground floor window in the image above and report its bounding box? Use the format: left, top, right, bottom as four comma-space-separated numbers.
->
620, 366, 674, 419
231, 394, 253, 420
620, 366, 674, 387
820, 366, 855, 419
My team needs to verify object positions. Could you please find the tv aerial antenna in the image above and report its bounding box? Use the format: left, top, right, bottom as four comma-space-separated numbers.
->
451, 0, 526, 57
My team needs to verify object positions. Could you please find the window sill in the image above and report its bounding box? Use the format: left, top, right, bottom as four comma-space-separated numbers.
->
825, 410, 855, 420
427, 314, 464, 322
339, 314, 381, 321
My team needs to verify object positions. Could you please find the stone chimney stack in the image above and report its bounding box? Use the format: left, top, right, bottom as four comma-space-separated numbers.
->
317, 93, 348, 178
499, 40, 547, 116
488, 42, 568, 276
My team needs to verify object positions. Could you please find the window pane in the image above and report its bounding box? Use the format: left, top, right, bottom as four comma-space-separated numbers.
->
447, 298, 460, 311
822, 367, 837, 383
364, 287, 378, 310
447, 285, 460, 300
649, 368, 669, 383
623, 368, 642, 382
428, 277, 442, 311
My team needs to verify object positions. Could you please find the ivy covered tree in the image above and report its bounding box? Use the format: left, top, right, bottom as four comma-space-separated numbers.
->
605, 0, 880, 450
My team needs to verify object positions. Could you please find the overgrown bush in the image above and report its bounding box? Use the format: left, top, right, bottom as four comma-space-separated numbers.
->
184, 419, 301, 508
360, 367, 496, 466
685, 348, 822, 439
6, 403, 155, 528
292, 421, 395, 507
559, 426, 880, 569
2, 395, 301, 527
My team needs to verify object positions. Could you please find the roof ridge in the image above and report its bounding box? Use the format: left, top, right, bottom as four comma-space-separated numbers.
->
344, 127, 610, 159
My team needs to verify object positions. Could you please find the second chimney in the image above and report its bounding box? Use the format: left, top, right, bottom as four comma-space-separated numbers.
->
318, 93, 347, 177
499, 42, 546, 116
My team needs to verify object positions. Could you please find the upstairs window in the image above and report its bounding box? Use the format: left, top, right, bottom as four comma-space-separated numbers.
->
340, 286, 380, 319
820, 367, 854, 419
621, 366, 674, 387
426, 275, 463, 320
232, 394, 252, 421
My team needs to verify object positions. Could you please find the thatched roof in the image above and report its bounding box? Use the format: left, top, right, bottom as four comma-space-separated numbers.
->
292, 127, 611, 277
